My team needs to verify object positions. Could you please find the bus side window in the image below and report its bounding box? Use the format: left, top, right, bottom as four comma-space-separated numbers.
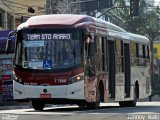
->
139, 44, 146, 66
121, 41, 124, 72
143, 45, 146, 66
142, 45, 145, 59
95, 36, 103, 72
146, 45, 150, 65
147, 45, 150, 59
85, 35, 96, 77
130, 42, 137, 66
115, 39, 122, 73
102, 37, 105, 71
136, 43, 139, 65
139, 44, 143, 58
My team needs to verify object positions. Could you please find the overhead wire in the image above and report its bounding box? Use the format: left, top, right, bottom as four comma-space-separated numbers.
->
4, 0, 45, 8
0, 0, 29, 17
0, 0, 45, 17
1, 0, 19, 15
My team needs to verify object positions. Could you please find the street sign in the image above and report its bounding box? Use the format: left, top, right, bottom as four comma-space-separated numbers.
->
43, 60, 52, 69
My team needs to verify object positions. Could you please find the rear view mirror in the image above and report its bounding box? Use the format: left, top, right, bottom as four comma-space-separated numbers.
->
5, 39, 12, 54
5, 31, 16, 54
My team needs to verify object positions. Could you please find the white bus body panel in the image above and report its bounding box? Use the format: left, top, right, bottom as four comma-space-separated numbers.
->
115, 73, 125, 101
67, 80, 85, 99
115, 66, 151, 101
13, 80, 85, 100
131, 66, 150, 98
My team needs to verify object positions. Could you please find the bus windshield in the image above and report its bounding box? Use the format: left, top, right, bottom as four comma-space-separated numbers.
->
15, 28, 83, 70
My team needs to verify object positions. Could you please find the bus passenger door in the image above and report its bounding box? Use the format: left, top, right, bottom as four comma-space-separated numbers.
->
124, 43, 131, 98
108, 40, 115, 98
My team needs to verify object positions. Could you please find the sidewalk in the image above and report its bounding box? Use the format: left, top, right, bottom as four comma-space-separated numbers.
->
0, 95, 160, 110
138, 95, 160, 102
0, 101, 31, 110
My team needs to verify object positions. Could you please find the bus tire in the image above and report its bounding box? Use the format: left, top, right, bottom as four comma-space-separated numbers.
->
77, 103, 86, 108
86, 102, 100, 109
119, 101, 127, 107
32, 100, 45, 111
119, 85, 138, 107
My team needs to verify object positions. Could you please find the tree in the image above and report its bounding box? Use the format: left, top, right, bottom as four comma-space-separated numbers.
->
105, 0, 160, 41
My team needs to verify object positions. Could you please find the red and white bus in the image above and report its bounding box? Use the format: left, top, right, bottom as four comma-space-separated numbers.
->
6, 14, 151, 110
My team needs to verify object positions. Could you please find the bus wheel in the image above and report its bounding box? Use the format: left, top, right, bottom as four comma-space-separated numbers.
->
32, 100, 45, 111
119, 86, 138, 107
77, 104, 86, 108
119, 101, 127, 107
86, 102, 100, 109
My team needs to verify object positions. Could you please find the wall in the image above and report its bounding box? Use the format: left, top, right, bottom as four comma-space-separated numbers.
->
0, 0, 46, 30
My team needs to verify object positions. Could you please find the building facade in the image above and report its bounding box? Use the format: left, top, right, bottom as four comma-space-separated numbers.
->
15, 0, 45, 27
45, 0, 70, 14
0, 0, 45, 104
0, 0, 45, 30
0, 0, 15, 30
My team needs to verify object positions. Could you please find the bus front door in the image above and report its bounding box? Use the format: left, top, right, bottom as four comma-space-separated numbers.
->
124, 43, 131, 98
108, 40, 115, 99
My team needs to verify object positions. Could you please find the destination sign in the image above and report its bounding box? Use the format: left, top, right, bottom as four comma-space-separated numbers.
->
27, 33, 71, 40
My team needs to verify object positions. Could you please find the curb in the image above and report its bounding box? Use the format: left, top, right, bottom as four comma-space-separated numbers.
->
0, 106, 30, 110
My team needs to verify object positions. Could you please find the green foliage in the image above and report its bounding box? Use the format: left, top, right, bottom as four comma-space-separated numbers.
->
107, 0, 160, 41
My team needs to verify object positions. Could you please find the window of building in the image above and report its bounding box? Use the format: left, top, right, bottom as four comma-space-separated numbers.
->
7, 13, 13, 29
0, 9, 4, 28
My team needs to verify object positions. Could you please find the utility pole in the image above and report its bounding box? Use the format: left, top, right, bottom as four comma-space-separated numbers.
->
130, 0, 139, 16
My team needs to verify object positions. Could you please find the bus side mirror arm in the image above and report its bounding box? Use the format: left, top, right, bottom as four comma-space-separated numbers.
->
5, 31, 17, 54
5, 39, 12, 54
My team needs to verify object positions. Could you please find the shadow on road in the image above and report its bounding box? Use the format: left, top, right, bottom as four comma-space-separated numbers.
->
25, 102, 160, 114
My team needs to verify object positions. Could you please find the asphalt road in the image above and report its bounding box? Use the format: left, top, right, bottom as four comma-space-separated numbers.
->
0, 102, 160, 120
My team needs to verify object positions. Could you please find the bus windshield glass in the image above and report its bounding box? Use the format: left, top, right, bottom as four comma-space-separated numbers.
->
15, 28, 83, 70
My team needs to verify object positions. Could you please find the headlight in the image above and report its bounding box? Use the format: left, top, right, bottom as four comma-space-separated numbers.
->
69, 73, 84, 84
13, 71, 22, 83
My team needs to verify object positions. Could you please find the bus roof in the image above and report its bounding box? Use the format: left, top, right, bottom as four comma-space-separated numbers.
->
21, 14, 125, 32
19, 14, 149, 44
127, 32, 150, 44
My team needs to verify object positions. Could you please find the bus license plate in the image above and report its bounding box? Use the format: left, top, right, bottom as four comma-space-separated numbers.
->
40, 94, 52, 98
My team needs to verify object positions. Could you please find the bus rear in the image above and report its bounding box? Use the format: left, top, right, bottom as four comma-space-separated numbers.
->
13, 27, 85, 110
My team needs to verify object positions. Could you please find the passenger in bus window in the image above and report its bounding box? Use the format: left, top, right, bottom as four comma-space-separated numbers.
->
85, 35, 96, 77
62, 43, 74, 65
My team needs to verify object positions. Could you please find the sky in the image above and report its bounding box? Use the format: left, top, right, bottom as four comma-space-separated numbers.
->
154, 0, 160, 6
